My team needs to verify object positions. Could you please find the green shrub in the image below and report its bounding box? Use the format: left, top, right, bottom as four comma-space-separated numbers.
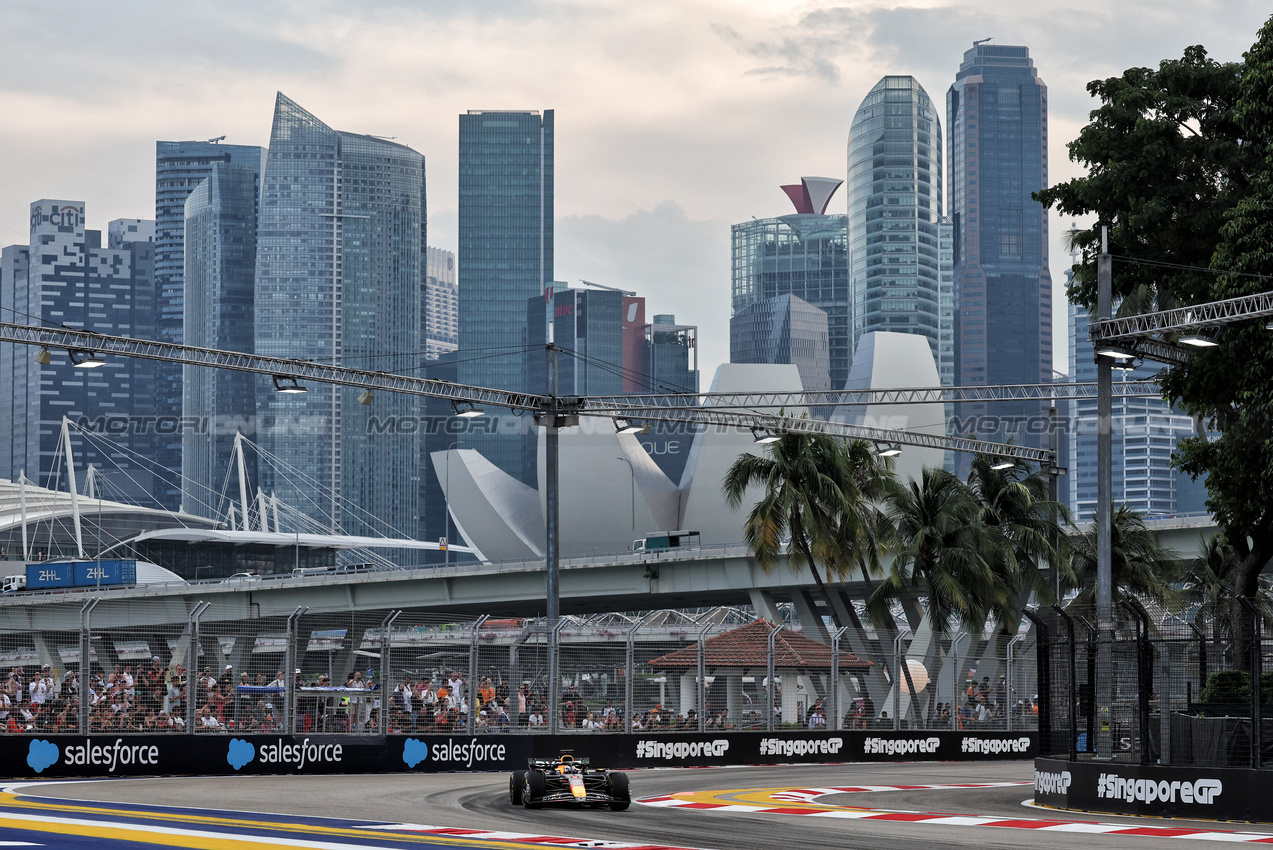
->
1201, 669, 1250, 703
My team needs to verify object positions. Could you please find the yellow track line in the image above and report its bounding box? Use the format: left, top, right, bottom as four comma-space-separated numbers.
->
0, 791, 585, 850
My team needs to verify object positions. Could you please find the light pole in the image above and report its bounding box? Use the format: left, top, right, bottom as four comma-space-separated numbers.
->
615, 457, 635, 534
444, 440, 461, 569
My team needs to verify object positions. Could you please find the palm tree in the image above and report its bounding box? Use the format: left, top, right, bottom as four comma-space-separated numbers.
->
722, 432, 886, 629
1178, 535, 1273, 667
965, 455, 1071, 626
1067, 503, 1179, 613
868, 467, 1005, 635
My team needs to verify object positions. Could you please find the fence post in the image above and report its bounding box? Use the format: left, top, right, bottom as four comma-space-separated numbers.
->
509, 620, 535, 729
467, 614, 488, 734
283, 605, 307, 735
185, 601, 209, 735
549, 618, 567, 733
1006, 634, 1024, 732
626, 610, 656, 732
697, 617, 713, 733
766, 623, 777, 732
1023, 610, 1050, 750
1124, 598, 1153, 765
1052, 605, 1078, 760
379, 610, 400, 735
949, 632, 968, 730
893, 629, 911, 731
79, 598, 99, 734
831, 625, 848, 731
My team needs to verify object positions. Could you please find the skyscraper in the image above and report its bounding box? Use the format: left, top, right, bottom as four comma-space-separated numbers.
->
457, 109, 553, 485
154, 141, 266, 510
254, 93, 426, 542
527, 287, 628, 397
424, 247, 458, 361
0, 202, 158, 502
947, 42, 1052, 447
731, 294, 830, 392
181, 163, 260, 517
644, 315, 698, 394
731, 177, 850, 390
847, 76, 950, 384
1068, 301, 1208, 520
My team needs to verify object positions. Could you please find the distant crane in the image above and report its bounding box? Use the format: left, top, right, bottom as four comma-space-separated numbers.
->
973, 37, 993, 46
207, 135, 226, 144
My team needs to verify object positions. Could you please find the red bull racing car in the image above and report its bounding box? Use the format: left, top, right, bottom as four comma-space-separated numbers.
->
509, 754, 630, 811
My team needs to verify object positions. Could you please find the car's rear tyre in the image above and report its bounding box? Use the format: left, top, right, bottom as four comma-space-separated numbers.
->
607, 771, 630, 811
523, 770, 545, 809
509, 770, 526, 806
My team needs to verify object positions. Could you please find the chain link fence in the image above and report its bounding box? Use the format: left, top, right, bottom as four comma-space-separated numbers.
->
1033, 600, 1273, 768
0, 600, 1037, 738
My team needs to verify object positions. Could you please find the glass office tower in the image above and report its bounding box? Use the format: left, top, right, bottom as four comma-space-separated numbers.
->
254, 93, 426, 543
0, 202, 158, 503
731, 293, 831, 392
154, 141, 266, 510
731, 192, 849, 391
847, 76, 950, 383
457, 110, 553, 485
947, 43, 1052, 448
181, 163, 259, 517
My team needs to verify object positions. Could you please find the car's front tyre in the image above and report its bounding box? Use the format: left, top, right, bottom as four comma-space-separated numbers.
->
523, 770, 545, 809
607, 771, 630, 811
509, 770, 526, 806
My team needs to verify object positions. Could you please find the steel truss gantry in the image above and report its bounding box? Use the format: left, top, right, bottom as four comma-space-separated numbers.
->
1089, 289, 1273, 366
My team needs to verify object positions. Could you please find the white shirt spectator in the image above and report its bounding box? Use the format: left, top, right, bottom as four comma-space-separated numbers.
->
528, 710, 544, 727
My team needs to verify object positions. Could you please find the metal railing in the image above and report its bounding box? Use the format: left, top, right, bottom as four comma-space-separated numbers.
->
0, 600, 1038, 738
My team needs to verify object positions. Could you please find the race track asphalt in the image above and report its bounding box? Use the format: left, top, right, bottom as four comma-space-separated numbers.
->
28, 760, 1273, 849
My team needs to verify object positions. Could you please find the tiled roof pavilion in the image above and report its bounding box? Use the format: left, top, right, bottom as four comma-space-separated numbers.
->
646, 619, 870, 672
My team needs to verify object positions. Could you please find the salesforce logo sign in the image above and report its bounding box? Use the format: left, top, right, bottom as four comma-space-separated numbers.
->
27, 739, 59, 774
227, 738, 344, 772
403, 738, 429, 768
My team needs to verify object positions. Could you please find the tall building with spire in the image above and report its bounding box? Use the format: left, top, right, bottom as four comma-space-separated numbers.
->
847, 76, 951, 385
253, 93, 426, 541
456, 109, 553, 485
730, 176, 849, 390
947, 42, 1052, 448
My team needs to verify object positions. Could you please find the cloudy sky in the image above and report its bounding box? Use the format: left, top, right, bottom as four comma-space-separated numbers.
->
1, 1, 1269, 379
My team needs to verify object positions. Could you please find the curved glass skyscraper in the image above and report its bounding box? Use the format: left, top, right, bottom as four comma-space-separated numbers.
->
254, 93, 426, 540
847, 76, 950, 384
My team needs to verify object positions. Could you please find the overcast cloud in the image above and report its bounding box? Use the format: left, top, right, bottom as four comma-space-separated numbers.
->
1, 1, 1269, 378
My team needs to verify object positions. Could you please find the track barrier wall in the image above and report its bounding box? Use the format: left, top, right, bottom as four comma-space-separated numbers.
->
1034, 756, 1272, 822
4, 730, 1035, 779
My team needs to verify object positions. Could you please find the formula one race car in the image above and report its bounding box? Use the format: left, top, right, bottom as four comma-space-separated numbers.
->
509, 755, 630, 811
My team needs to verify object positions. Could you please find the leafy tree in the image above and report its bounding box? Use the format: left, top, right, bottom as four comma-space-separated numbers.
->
722, 433, 888, 628
1036, 20, 1273, 621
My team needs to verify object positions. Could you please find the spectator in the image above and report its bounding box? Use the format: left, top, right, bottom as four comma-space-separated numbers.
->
478, 677, 495, 708
271, 670, 287, 689
527, 704, 545, 727
496, 703, 510, 731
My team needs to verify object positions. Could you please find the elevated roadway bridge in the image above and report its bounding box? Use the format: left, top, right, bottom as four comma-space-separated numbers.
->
0, 516, 1217, 632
